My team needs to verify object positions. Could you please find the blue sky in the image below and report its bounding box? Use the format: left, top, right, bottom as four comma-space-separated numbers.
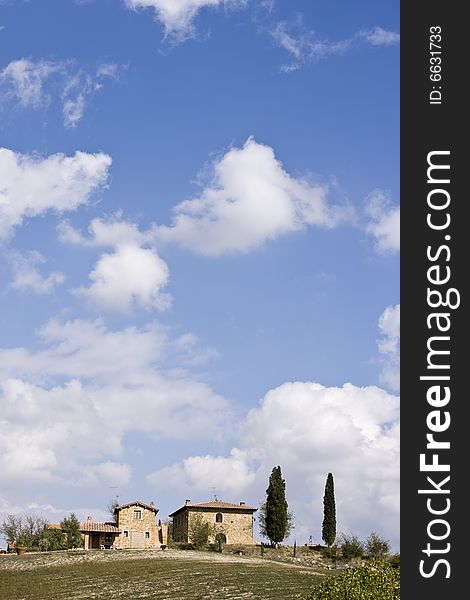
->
0, 0, 400, 550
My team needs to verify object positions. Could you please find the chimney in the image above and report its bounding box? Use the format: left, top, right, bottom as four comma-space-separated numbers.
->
150, 501, 155, 506
185, 499, 191, 505
239, 502, 245, 506
86, 516, 92, 522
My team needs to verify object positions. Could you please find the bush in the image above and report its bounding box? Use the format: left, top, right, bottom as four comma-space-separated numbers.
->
388, 553, 400, 569
303, 561, 400, 600
365, 532, 391, 559
321, 545, 339, 561
338, 533, 364, 559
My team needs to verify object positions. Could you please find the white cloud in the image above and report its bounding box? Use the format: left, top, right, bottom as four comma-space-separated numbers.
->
61, 215, 170, 312
359, 27, 400, 46
158, 137, 351, 255
270, 20, 399, 72
0, 319, 230, 485
0, 59, 62, 107
149, 380, 400, 547
9, 251, 65, 295
364, 189, 400, 254
0, 59, 121, 127
149, 448, 255, 495
377, 304, 400, 392
124, 0, 246, 39
58, 214, 157, 248
76, 244, 171, 312
0, 147, 111, 241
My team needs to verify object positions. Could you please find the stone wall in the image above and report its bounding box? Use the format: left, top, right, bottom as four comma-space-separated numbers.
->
172, 508, 255, 545
114, 504, 165, 549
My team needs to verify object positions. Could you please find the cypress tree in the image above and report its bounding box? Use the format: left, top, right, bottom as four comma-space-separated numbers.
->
322, 472, 336, 547
264, 465, 289, 547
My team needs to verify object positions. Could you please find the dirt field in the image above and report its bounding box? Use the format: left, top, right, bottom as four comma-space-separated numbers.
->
0, 548, 331, 600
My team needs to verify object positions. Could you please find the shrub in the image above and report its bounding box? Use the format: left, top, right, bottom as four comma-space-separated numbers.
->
321, 545, 339, 561
303, 561, 400, 600
338, 533, 365, 559
388, 552, 400, 568
365, 532, 391, 559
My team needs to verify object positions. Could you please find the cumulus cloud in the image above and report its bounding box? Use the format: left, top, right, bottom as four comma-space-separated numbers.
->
76, 244, 171, 312
0, 319, 230, 485
9, 250, 65, 295
148, 448, 255, 495
377, 304, 400, 392
0, 147, 111, 241
364, 189, 400, 254
270, 19, 399, 72
0, 59, 122, 127
61, 215, 171, 312
158, 137, 351, 255
124, 0, 246, 39
148, 381, 400, 547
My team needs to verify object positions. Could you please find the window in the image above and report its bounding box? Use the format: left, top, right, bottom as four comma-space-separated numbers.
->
145, 532, 150, 539
105, 534, 113, 543
133, 509, 142, 519
124, 531, 129, 537
215, 513, 223, 523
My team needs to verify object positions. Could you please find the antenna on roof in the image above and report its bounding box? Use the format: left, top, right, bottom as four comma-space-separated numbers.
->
209, 487, 218, 501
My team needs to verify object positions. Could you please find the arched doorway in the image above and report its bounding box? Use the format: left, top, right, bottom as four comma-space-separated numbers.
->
215, 532, 227, 545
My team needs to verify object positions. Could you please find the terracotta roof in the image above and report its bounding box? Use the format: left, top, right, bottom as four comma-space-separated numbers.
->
114, 500, 158, 514
80, 521, 120, 533
47, 523, 62, 530
169, 500, 257, 516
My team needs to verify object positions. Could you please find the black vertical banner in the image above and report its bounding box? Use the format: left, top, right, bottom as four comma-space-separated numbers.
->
401, 3, 466, 597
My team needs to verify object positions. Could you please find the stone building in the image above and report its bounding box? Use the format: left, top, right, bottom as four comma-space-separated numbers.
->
80, 500, 168, 550
169, 500, 257, 545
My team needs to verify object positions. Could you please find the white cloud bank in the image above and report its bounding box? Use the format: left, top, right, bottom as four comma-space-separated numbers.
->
149, 381, 400, 547
0, 147, 111, 241
158, 137, 352, 255
365, 189, 400, 254
0, 318, 230, 486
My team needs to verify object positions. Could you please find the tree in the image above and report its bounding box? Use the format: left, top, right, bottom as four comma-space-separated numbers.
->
260, 466, 293, 547
366, 532, 391, 559
0, 515, 24, 545
188, 513, 214, 549
322, 472, 336, 547
107, 498, 119, 520
60, 513, 83, 549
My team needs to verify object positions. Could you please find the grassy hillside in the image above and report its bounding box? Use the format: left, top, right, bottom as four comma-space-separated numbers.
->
0, 549, 328, 600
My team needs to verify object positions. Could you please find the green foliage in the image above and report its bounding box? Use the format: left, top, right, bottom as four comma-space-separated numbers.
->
259, 466, 293, 546
1, 514, 24, 544
60, 514, 83, 549
1, 514, 50, 550
388, 553, 400, 569
338, 533, 365, 559
322, 473, 336, 548
188, 513, 214, 549
38, 529, 68, 552
303, 561, 400, 600
365, 532, 391, 559
321, 545, 339, 561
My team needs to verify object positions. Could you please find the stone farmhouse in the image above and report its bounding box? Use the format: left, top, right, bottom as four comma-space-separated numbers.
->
80, 500, 168, 550
170, 499, 257, 545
